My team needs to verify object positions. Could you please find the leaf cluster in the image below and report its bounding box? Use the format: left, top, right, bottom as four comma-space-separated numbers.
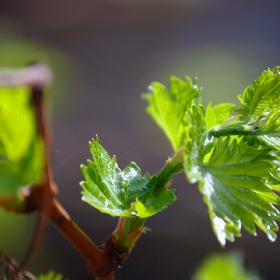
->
144, 76, 200, 151
75, 67, 280, 247
144, 67, 280, 245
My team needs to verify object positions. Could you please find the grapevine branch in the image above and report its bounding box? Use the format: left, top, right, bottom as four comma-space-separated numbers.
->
0, 64, 185, 279
22, 63, 119, 278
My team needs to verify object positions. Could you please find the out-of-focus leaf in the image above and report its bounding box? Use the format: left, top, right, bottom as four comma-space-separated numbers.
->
192, 252, 261, 280
0, 86, 44, 212
37, 271, 64, 280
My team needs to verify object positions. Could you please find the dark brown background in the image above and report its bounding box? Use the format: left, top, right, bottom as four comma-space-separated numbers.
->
1, 1, 280, 279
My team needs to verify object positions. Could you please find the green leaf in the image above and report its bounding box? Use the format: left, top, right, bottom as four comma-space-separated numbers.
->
236, 66, 280, 123
192, 252, 261, 280
193, 69, 280, 245
0, 86, 44, 212
143, 76, 200, 151
207, 67, 280, 154
80, 137, 176, 218
184, 100, 209, 183
209, 67, 280, 142
145, 69, 280, 246
205, 103, 236, 130
37, 271, 64, 280
259, 108, 280, 133
200, 137, 280, 245
184, 101, 280, 245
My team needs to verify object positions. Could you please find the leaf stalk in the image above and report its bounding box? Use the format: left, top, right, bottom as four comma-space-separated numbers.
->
154, 146, 186, 192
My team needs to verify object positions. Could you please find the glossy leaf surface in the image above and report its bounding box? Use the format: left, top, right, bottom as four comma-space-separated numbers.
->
201, 137, 280, 245
205, 67, 280, 152
144, 68, 280, 245
236, 66, 280, 123
80, 137, 176, 218
184, 100, 208, 183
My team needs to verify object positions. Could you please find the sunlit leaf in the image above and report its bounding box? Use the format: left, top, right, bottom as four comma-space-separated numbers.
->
236, 66, 280, 123
201, 137, 280, 245
80, 137, 176, 218
143, 76, 200, 151
209, 67, 280, 142
145, 70, 280, 245
184, 100, 209, 183
205, 103, 235, 130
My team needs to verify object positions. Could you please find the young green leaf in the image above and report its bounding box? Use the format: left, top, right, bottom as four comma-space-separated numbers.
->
143, 76, 200, 151
80, 137, 177, 218
184, 100, 280, 245
201, 137, 280, 245
236, 66, 280, 123
144, 71, 280, 245
209, 67, 280, 148
184, 100, 209, 183
205, 103, 236, 131
0, 86, 44, 212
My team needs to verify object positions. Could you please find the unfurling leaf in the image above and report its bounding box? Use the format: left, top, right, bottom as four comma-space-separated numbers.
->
80, 136, 176, 218
143, 76, 200, 151
236, 66, 280, 123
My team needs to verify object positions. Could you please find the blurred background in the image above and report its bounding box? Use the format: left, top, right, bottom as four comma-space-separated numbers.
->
0, 0, 280, 279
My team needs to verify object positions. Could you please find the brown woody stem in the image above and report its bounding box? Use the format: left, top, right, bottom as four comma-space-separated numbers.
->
41, 197, 114, 277
26, 63, 118, 278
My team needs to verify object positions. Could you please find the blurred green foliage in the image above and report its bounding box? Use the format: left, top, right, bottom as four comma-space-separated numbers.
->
0, 86, 44, 212
37, 270, 64, 280
192, 252, 261, 280
0, 35, 76, 114
0, 208, 36, 258
0, 33, 74, 260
